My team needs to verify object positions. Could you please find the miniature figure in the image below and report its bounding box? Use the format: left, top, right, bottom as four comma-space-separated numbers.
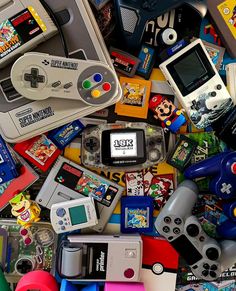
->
9, 192, 41, 228
149, 94, 186, 133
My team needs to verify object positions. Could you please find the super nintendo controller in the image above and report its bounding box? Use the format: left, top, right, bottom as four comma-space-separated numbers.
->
159, 38, 233, 129
11, 53, 119, 106
154, 180, 236, 281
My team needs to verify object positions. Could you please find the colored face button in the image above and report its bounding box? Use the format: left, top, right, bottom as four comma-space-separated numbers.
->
124, 268, 134, 279
93, 73, 103, 83
231, 162, 236, 174
102, 82, 111, 92
91, 89, 101, 98
82, 80, 92, 89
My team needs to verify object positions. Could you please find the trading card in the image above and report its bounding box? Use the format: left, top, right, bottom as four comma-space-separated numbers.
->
125, 171, 144, 196
167, 135, 198, 171
147, 174, 174, 210
115, 77, 151, 119
25, 135, 57, 166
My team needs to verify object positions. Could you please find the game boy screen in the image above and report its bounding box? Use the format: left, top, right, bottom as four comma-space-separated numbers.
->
110, 132, 138, 158
69, 205, 88, 225
173, 51, 207, 88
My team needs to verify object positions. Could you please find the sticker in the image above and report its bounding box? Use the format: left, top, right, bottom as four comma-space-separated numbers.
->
25, 135, 57, 166
55, 162, 118, 207
167, 135, 198, 171
218, 0, 236, 39
125, 171, 144, 196
125, 207, 150, 228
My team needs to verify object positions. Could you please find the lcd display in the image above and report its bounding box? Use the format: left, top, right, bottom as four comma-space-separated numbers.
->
173, 51, 207, 87
110, 132, 137, 158
69, 205, 88, 225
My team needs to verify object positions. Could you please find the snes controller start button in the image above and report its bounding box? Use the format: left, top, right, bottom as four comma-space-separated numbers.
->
231, 162, 236, 174
124, 268, 135, 278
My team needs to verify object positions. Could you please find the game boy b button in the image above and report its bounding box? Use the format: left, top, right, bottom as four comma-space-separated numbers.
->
82, 80, 92, 89
210, 91, 217, 97
93, 73, 103, 83
216, 84, 222, 90
58, 220, 63, 225
56, 208, 66, 217
124, 268, 135, 279
24, 68, 45, 88
91, 89, 101, 98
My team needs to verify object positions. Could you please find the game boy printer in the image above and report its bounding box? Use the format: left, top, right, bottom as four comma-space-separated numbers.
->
0, 0, 122, 143
81, 123, 166, 172
58, 235, 142, 282
36, 156, 124, 233
159, 38, 233, 129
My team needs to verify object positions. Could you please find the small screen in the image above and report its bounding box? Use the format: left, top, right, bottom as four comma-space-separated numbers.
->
0, 8, 43, 59
69, 205, 88, 225
173, 51, 207, 87
171, 235, 202, 265
110, 132, 137, 158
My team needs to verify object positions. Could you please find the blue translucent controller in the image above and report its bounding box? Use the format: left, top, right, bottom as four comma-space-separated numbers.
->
184, 151, 236, 199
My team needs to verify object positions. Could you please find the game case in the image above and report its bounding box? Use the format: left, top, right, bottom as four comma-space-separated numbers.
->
115, 77, 151, 119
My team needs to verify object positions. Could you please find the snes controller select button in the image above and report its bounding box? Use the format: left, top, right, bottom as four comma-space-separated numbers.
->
231, 162, 236, 174
124, 268, 134, 279
24, 68, 45, 88
91, 89, 101, 98
52, 81, 61, 88
56, 208, 66, 217
186, 224, 200, 237
206, 248, 219, 261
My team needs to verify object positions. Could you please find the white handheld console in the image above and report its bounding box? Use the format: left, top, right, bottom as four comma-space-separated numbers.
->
11, 52, 119, 106
0, 0, 57, 68
50, 197, 98, 234
159, 39, 233, 129
226, 63, 236, 105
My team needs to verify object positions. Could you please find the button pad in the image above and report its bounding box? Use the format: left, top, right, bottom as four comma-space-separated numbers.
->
24, 68, 45, 88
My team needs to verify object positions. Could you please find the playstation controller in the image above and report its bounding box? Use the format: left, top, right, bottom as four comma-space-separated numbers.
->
11, 53, 120, 106
184, 151, 236, 199
113, 0, 207, 49
154, 180, 236, 281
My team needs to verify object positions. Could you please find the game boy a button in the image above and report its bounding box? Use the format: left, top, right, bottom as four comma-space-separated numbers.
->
216, 84, 222, 90
56, 208, 66, 217
58, 220, 63, 225
93, 73, 103, 83
24, 68, 45, 88
124, 268, 135, 279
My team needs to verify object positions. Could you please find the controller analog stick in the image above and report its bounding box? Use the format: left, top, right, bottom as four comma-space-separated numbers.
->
186, 224, 200, 237
206, 248, 220, 261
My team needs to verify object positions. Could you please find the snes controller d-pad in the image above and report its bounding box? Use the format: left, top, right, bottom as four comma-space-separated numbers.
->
11, 53, 119, 107
184, 151, 236, 199
155, 180, 236, 281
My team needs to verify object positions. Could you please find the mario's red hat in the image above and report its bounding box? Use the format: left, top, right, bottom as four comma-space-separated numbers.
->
149, 95, 164, 111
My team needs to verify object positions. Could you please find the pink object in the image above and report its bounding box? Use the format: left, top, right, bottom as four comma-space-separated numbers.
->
104, 282, 146, 291
15, 270, 59, 291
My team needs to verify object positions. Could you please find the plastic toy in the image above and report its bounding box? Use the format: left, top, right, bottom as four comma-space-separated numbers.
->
155, 179, 236, 281
216, 201, 236, 239
9, 192, 41, 228
184, 151, 236, 199
149, 95, 186, 133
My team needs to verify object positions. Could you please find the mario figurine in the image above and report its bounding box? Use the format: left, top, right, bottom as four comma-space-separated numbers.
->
9, 192, 41, 229
149, 95, 186, 133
